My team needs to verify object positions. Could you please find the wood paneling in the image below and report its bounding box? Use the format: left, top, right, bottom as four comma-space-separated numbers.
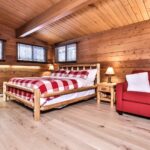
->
0, 24, 52, 92
17, 0, 98, 37
58, 20, 150, 83
0, 0, 60, 29
1, 0, 150, 44
1, 0, 150, 85
33, 0, 150, 44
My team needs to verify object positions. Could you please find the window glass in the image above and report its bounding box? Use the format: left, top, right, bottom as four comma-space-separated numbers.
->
67, 44, 76, 62
33, 46, 45, 62
18, 44, 32, 61
0, 41, 3, 60
57, 46, 66, 62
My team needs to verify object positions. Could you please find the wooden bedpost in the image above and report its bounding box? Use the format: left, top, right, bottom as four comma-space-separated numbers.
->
34, 89, 41, 121
3, 82, 7, 101
96, 64, 100, 104
96, 63, 100, 84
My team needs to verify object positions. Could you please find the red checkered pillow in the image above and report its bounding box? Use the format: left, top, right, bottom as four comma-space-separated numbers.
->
51, 70, 67, 77
67, 70, 89, 79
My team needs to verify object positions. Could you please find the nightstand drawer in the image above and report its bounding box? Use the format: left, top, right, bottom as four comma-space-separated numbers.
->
99, 86, 110, 92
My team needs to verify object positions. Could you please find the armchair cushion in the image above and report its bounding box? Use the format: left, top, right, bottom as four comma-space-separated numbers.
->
132, 70, 150, 81
126, 72, 150, 93
123, 91, 150, 105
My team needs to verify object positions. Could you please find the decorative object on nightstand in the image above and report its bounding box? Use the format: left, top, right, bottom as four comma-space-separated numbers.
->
97, 82, 116, 107
49, 64, 54, 71
42, 64, 54, 77
105, 67, 115, 83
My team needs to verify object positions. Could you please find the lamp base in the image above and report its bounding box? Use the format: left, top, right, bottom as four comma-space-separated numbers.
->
107, 75, 112, 83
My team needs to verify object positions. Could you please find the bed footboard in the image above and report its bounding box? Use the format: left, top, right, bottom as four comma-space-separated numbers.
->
4, 82, 41, 121
34, 89, 41, 121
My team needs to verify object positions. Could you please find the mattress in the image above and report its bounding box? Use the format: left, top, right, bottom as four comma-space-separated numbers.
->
43, 89, 95, 106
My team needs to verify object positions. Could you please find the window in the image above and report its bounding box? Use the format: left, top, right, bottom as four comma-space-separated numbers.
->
55, 43, 77, 62
0, 40, 4, 60
17, 43, 46, 62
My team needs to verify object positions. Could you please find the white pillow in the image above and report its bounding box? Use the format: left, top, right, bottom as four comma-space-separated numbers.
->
86, 69, 97, 82
126, 72, 150, 93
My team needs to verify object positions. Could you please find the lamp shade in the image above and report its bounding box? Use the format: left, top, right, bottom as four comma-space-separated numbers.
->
49, 64, 54, 70
105, 67, 115, 75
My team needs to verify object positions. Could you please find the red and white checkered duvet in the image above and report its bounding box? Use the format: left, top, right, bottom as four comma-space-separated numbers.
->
7, 77, 80, 105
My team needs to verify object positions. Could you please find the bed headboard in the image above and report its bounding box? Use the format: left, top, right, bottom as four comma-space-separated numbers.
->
59, 63, 100, 84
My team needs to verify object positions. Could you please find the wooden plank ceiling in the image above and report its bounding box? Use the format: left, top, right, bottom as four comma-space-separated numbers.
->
1, 0, 150, 44
31, 0, 150, 44
16, 0, 98, 37
0, 0, 60, 29
32, 0, 150, 44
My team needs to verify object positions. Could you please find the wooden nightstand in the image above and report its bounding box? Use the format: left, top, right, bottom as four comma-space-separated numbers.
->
97, 82, 116, 107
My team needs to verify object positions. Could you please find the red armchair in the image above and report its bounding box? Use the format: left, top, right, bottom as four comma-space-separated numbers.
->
116, 70, 150, 118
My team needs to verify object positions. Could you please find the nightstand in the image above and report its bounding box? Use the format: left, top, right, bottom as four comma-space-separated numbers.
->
97, 82, 116, 107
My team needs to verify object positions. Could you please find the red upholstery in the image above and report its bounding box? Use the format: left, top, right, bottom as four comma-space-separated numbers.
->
123, 92, 150, 104
116, 70, 150, 118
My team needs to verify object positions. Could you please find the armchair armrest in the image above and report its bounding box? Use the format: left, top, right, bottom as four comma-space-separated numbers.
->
116, 82, 127, 111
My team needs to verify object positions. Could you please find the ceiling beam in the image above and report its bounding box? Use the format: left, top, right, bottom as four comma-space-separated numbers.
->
16, 0, 98, 38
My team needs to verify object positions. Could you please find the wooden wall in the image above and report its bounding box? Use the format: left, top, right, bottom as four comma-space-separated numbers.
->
58, 20, 150, 83
76, 20, 150, 83
0, 24, 53, 92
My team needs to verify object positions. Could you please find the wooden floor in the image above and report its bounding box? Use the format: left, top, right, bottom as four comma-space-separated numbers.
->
0, 99, 149, 150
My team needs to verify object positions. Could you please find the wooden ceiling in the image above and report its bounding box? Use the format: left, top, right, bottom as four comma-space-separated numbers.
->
0, 0, 60, 29
33, 0, 150, 44
1, 0, 150, 44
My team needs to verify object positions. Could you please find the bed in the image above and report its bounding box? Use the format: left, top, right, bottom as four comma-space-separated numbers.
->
3, 63, 100, 121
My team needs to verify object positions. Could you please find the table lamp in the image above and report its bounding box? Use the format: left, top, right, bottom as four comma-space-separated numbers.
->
49, 64, 54, 71
105, 67, 115, 83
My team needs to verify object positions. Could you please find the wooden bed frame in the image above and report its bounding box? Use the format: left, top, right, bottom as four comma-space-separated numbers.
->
3, 63, 100, 121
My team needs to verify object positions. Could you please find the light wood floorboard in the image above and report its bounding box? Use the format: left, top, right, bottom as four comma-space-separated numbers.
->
0, 99, 149, 150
